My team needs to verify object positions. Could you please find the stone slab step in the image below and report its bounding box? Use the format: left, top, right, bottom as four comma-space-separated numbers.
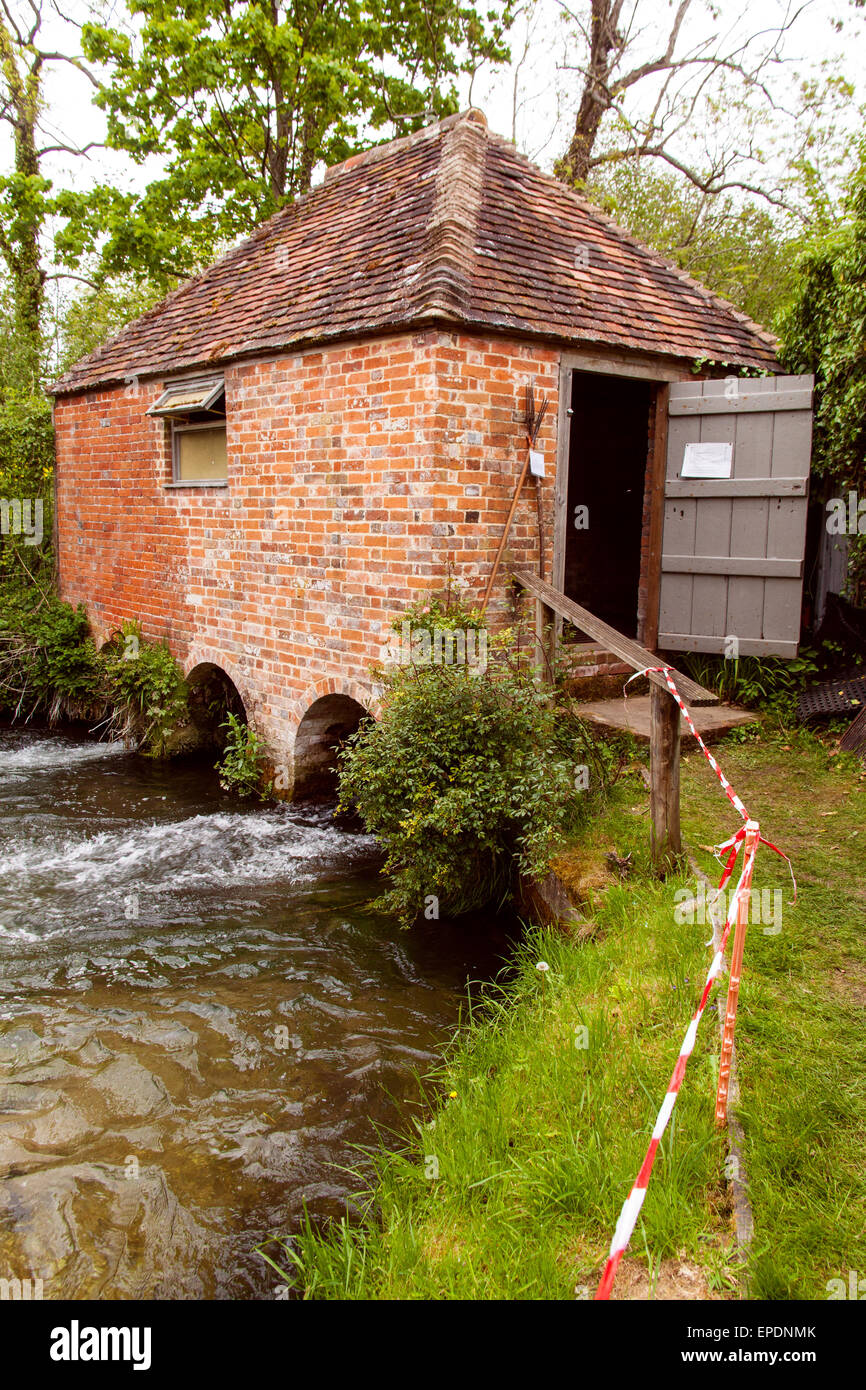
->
576, 695, 757, 744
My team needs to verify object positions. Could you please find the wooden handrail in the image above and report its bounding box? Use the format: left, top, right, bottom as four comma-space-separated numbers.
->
511, 568, 719, 708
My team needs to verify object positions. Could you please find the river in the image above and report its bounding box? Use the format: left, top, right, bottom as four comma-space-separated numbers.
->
0, 730, 507, 1299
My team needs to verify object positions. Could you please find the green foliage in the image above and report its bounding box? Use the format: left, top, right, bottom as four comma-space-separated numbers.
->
586, 160, 801, 328
101, 621, 191, 755
77, 0, 512, 282
55, 275, 168, 376
0, 589, 100, 719
779, 142, 866, 598
0, 593, 196, 753
679, 649, 820, 720
391, 577, 487, 638
0, 390, 54, 586
215, 710, 270, 797
0, 391, 53, 490
780, 145, 866, 487
339, 611, 600, 925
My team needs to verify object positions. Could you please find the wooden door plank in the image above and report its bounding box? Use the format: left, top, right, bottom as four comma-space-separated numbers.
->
664, 478, 807, 498
669, 388, 812, 415
643, 383, 669, 650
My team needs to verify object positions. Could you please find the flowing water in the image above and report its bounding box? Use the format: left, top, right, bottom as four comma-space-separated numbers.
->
0, 730, 508, 1299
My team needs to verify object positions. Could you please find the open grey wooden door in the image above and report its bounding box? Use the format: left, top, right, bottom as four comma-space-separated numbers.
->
658, 375, 813, 658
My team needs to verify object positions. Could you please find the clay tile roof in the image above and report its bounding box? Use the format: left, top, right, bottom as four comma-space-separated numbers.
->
50, 110, 779, 395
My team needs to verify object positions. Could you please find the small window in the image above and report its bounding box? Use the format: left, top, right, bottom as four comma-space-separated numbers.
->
173, 422, 228, 482
150, 375, 228, 485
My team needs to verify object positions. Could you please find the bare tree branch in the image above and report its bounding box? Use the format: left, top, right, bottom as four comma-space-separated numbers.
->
555, 0, 819, 198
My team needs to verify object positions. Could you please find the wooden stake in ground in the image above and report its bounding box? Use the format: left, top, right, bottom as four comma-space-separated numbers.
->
715, 820, 760, 1126
650, 682, 682, 873
480, 446, 531, 614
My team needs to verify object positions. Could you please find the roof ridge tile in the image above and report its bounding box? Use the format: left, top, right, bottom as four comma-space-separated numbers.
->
416, 114, 487, 320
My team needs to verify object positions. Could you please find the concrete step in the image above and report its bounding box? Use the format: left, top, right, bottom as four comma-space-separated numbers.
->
575, 694, 757, 744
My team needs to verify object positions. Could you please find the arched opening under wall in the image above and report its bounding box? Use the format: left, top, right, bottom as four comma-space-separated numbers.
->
293, 694, 369, 800
186, 662, 247, 752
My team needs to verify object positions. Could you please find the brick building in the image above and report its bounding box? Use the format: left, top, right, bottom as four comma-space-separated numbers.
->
51, 109, 805, 794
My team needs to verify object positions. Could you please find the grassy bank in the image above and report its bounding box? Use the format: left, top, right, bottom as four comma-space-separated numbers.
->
680, 727, 866, 1298
264, 724, 865, 1300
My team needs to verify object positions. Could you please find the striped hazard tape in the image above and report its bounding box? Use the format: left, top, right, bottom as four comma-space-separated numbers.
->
594, 667, 795, 1301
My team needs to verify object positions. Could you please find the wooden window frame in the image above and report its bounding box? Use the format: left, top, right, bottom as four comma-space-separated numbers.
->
152, 374, 228, 489
149, 374, 225, 418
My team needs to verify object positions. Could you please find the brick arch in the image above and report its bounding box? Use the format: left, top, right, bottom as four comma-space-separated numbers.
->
290, 677, 379, 799
290, 675, 380, 732
182, 647, 257, 721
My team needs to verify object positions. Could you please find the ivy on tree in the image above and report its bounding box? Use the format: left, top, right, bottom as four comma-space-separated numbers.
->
780, 142, 866, 600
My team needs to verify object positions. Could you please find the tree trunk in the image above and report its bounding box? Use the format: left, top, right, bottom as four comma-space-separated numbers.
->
559, 0, 621, 187
0, 25, 45, 388
14, 97, 45, 382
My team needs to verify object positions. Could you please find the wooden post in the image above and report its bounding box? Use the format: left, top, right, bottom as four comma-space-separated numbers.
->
642, 383, 669, 650
534, 597, 554, 686
650, 682, 682, 873
481, 446, 532, 613
715, 820, 759, 1126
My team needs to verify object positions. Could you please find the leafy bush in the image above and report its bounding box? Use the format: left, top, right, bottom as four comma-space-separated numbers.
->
0, 590, 101, 719
215, 711, 270, 797
779, 142, 866, 603
100, 621, 191, 754
0, 394, 54, 586
0, 594, 194, 753
338, 612, 608, 925
391, 578, 487, 637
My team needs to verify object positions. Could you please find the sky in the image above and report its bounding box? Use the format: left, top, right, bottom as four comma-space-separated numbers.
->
29, 0, 864, 178
472, 0, 866, 166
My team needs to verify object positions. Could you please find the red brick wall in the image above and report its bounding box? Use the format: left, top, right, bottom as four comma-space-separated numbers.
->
54, 329, 559, 782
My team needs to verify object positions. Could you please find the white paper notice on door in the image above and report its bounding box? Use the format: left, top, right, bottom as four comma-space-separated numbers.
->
681, 442, 733, 478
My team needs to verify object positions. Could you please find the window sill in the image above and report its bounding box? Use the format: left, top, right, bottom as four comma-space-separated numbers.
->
164, 481, 229, 489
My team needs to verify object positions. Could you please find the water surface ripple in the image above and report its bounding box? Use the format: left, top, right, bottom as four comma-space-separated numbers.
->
0, 731, 506, 1298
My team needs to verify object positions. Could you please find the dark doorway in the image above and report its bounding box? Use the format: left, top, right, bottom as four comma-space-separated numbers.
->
564, 370, 652, 638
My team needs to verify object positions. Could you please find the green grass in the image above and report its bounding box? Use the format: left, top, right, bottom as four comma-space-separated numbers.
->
266, 723, 866, 1300
679, 725, 866, 1299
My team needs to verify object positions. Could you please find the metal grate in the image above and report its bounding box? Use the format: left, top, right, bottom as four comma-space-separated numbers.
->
797, 671, 866, 722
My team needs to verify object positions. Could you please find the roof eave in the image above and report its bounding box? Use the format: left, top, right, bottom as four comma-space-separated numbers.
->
49, 310, 780, 399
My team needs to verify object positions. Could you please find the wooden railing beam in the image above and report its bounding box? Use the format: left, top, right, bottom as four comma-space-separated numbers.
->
511, 568, 718, 707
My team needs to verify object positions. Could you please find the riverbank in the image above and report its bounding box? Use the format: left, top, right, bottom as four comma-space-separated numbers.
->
281, 722, 866, 1299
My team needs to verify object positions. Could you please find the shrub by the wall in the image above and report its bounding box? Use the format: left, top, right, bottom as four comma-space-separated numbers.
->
338, 613, 603, 924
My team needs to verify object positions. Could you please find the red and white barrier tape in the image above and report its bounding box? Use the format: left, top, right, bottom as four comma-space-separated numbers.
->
627, 666, 749, 818
594, 667, 794, 1301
